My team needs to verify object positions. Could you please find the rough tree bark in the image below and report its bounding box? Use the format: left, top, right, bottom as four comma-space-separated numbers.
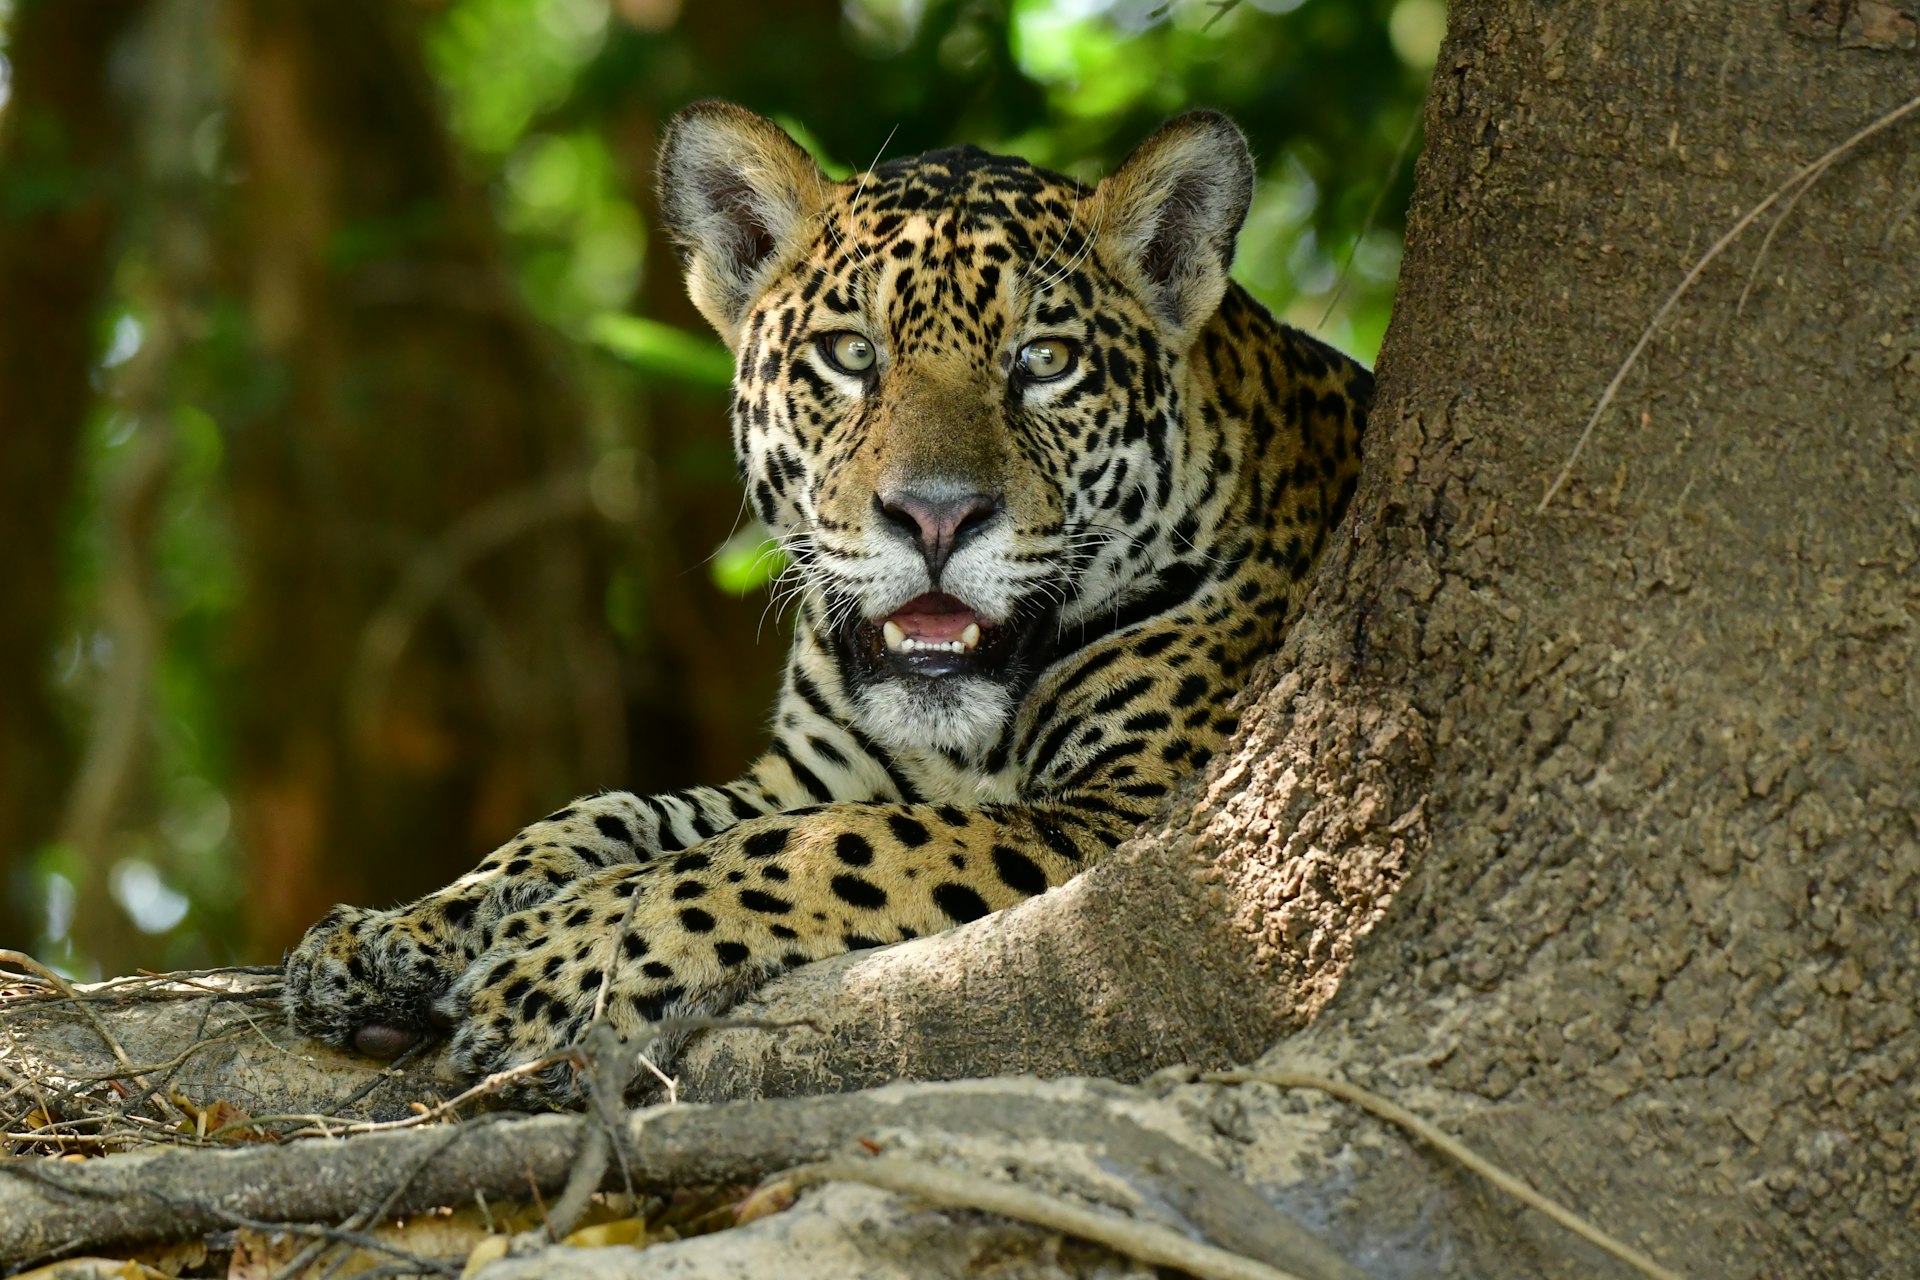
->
4, 3, 1915, 1277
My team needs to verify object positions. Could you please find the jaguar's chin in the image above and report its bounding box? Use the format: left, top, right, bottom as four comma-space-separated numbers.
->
856, 676, 1018, 757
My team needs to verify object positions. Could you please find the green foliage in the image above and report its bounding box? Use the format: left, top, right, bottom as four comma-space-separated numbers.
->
429, 0, 615, 159
505, 131, 647, 323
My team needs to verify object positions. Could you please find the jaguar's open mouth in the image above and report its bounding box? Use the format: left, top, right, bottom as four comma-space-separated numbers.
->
853, 592, 1003, 678
843, 591, 1054, 683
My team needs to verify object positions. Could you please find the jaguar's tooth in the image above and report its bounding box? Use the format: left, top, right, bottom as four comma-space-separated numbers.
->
886, 630, 976, 657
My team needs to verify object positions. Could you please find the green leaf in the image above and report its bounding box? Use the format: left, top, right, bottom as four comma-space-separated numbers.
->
588, 313, 734, 392
712, 525, 785, 596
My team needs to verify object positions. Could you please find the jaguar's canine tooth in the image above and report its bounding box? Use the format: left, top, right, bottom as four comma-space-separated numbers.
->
883, 620, 908, 652
961, 623, 981, 649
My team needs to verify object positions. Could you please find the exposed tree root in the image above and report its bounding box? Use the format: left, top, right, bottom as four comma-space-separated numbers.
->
0, 1076, 1358, 1276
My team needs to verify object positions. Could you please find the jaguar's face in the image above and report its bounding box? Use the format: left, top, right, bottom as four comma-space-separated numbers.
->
659, 103, 1254, 755
732, 161, 1187, 752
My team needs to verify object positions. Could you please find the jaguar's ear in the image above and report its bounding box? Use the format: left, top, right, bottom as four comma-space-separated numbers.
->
1097, 111, 1254, 343
657, 101, 827, 346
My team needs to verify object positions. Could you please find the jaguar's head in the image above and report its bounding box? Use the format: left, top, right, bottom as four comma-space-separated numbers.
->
658, 102, 1253, 755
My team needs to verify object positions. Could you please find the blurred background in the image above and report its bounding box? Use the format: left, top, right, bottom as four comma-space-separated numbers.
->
0, 0, 1437, 975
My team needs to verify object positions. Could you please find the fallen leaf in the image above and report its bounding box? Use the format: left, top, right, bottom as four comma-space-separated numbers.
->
199, 1100, 275, 1144
734, 1179, 796, 1226
563, 1218, 650, 1248
226, 1227, 300, 1279
460, 1234, 511, 1278
126, 1238, 209, 1277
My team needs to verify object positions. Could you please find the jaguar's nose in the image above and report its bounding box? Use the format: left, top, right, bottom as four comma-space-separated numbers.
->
875, 487, 1002, 581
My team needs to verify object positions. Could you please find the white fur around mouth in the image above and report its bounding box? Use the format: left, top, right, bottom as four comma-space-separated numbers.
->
882, 620, 982, 654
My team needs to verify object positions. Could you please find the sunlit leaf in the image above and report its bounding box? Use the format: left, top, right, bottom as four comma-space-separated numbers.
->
711, 525, 785, 597
588, 313, 734, 392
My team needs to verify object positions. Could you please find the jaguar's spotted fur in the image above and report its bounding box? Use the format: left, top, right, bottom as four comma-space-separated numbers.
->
283, 102, 1371, 1105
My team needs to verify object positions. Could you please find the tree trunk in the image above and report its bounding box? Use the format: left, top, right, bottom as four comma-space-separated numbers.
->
0, 0, 146, 951
1258, 3, 1917, 1270
220, 0, 626, 954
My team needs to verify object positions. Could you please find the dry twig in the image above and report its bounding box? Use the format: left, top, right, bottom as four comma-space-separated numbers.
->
1538, 91, 1920, 514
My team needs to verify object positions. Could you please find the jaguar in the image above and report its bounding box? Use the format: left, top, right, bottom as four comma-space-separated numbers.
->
283, 100, 1372, 1105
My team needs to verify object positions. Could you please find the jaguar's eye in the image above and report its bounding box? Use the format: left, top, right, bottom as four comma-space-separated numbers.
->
821, 332, 877, 374
1016, 338, 1077, 381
